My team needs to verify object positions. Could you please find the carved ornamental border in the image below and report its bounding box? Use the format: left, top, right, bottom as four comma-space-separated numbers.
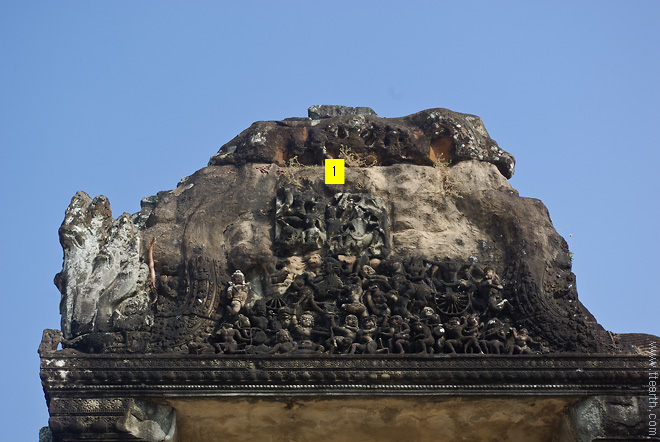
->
41, 349, 649, 441
42, 352, 648, 397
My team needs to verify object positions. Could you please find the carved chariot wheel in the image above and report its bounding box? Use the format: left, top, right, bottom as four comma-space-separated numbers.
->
265, 295, 287, 310
434, 289, 472, 315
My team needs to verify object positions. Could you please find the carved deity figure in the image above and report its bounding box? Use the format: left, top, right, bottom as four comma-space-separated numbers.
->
484, 318, 508, 354
226, 270, 250, 316
326, 314, 359, 354
410, 317, 435, 354
268, 329, 298, 354
349, 316, 380, 354
380, 315, 410, 354
212, 322, 246, 354
508, 327, 540, 355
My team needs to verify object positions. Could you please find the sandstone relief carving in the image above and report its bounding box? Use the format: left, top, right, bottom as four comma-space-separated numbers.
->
181, 253, 549, 356
52, 106, 625, 355
54, 191, 153, 350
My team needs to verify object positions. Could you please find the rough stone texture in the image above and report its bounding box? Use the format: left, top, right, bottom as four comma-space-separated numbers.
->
39, 427, 54, 442
167, 397, 573, 442
308, 104, 378, 119
116, 400, 177, 442
560, 395, 655, 441
46, 106, 660, 440
51, 107, 624, 355
209, 107, 515, 179
54, 191, 152, 345
110, 160, 608, 353
39, 347, 654, 441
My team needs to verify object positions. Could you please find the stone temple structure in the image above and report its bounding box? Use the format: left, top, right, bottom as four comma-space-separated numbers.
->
40, 106, 659, 441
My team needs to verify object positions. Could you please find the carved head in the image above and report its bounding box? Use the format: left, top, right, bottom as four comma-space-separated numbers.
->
448, 317, 461, 326
345, 314, 358, 328
231, 270, 246, 285
299, 312, 314, 327
276, 329, 292, 343
421, 307, 435, 318
278, 307, 293, 321
306, 254, 322, 269
467, 315, 479, 326
362, 316, 376, 329
235, 314, 250, 328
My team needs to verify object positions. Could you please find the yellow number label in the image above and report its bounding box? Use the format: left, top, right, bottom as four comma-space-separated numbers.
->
325, 159, 345, 184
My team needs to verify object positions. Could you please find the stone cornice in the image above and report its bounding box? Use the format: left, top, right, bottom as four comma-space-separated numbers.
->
41, 350, 649, 398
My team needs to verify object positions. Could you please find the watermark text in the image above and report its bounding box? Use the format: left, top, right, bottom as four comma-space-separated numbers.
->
650, 340, 658, 437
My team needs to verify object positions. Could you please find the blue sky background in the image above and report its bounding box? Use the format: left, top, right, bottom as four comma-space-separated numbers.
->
1, 2, 659, 439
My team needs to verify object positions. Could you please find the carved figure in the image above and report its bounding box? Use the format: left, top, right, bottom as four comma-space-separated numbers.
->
292, 285, 324, 315
477, 267, 504, 299
380, 315, 410, 354
226, 270, 250, 316
462, 315, 485, 354
364, 283, 391, 318
349, 316, 380, 354
410, 317, 435, 354
268, 329, 298, 354
443, 316, 465, 354
326, 314, 359, 354
484, 291, 512, 321
248, 300, 269, 331
484, 318, 508, 354
292, 311, 316, 341
508, 327, 540, 355
211, 322, 248, 354
340, 283, 368, 318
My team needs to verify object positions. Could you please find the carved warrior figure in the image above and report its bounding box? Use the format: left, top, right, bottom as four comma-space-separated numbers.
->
192, 252, 549, 356
226, 270, 250, 316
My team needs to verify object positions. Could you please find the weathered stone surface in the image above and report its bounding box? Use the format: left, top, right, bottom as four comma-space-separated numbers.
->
116, 399, 177, 442
38, 427, 53, 442
308, 104, 378, 119
117, 160, 607, 353
209, 107, 515, 179
168, 397, 573, 442
44, 105, 660, 441
54, 191, 152, 344
561, 395, 654, 441
52, 107, 648, 356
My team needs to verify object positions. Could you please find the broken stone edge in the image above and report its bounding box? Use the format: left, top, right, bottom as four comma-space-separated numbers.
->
209, 107, 516, 179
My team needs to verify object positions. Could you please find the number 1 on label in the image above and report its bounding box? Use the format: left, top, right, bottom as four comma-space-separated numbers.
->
325, 159, 344, 184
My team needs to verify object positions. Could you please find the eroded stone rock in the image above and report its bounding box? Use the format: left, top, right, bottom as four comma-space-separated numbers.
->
116, 399, 177, 442
308, 104, 378, 119
54, 191, 152, 342
52, 107, 631, 355
209, 107, 515, 179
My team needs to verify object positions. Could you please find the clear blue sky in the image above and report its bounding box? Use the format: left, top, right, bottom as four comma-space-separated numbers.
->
1, 2, 659, 439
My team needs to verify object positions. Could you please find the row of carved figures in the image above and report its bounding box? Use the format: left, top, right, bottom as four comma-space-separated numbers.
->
188, 255, 548, 355
189, 309, 545, 356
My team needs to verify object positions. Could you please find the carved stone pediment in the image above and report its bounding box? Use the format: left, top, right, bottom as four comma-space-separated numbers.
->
43, 106, 659, 441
